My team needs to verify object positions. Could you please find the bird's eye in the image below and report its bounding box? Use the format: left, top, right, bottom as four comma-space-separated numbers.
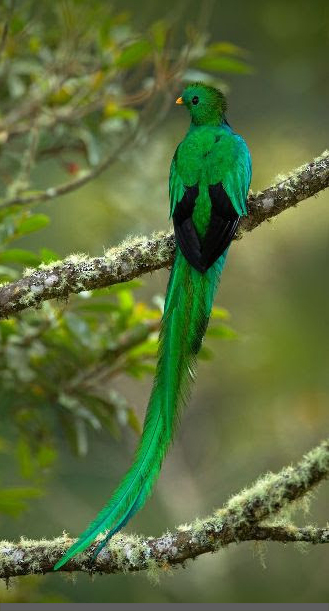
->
192, 96, 199, 105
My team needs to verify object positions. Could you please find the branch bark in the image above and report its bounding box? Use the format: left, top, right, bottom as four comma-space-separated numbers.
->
0, 150, 328, 320
0, 439, 328, 578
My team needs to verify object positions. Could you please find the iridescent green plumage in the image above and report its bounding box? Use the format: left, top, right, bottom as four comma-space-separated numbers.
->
54, 83, 251, 570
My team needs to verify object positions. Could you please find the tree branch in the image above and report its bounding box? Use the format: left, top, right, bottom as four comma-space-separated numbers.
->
0, 150, 328, 320
0, 439, 328, 578
0, 131, 133, 210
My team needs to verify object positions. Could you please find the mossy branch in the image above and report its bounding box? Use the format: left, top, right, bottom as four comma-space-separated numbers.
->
0, 150, 328, 320
0, 439, 328, 578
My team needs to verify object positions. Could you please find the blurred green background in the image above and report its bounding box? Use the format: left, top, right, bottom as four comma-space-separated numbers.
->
0, 0, 328, 603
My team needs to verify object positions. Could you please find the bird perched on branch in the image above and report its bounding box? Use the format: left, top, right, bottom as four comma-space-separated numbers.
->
54, 82, 252, 570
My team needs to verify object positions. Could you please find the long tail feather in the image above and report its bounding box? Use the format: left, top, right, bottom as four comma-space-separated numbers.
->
54, 249, 227, 570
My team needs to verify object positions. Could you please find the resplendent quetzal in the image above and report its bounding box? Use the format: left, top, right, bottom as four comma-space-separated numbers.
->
55, 83, 252, 570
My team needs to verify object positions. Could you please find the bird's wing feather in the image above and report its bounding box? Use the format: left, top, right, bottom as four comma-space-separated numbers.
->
200, 183, 240, 270
172, 184, 206, 273
169, 150, 185, 218
221, 134, 252, 216
197, 131, 252, 268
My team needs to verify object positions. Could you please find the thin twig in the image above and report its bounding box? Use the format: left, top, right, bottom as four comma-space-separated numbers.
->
5, 125, 40, 199
0, 77, 181, 210
0, 130, 134, 209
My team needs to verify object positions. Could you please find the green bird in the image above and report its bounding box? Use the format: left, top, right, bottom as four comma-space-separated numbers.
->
54, 82, 252, 570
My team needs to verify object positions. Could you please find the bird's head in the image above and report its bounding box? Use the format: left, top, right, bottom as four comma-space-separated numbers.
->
176, 82, 227, 126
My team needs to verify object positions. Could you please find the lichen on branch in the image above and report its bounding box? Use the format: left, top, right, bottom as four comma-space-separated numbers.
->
0, 150, 328, 320
0, 439, 328, 578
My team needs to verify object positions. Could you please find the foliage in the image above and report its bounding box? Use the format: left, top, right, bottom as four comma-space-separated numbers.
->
0, 0, 247, 558
0, 0, 250, 208
0, 276, 235, 483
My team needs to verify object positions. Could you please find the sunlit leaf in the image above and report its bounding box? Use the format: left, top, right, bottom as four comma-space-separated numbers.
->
211, 306, 230, 320
107, 280, 143, 293
16, 214, 50, 236
194, 56, 253, 74
125, 362, 156, 377
116, 39, 152, 68
0, 264, 19, 280
37, 444, 57, 469
150, 20, 168, 50
74, 301, 118, 313
206, 41, 249, 57
0, 248, 41, 267
39, 248, 60, 264
127, 407, 142, 435
207, 325, 238, 339
128, 339, 157, 358
118, 289, 134, 314
0, 487, 42, 517
17, 438, 35, 479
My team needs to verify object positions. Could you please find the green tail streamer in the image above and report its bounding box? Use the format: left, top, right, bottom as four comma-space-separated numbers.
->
54, 249, 227, 570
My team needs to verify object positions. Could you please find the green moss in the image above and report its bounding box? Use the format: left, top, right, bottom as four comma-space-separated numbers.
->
253, 541, 268, 569
106, 532, 147, 573
294, 540, 309, 554
273, 150, 329, 188
145, 558, 162, 585
18, 290, 39, 308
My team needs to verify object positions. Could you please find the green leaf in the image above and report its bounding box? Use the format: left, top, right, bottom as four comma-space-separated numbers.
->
78, 129, 100, 166
128, 339, 157, 358
206, 42, 248, 57
0, 265, 19, 280
118, 289, 134, 314
64, 312, 92, 346
125, 362, 156, 377
0, 487, 42, 517
75, 301, 118, 313
37, 444, 57, 469
74, 418, 88, 457
198, 345, 214, 360
58, 412, 79, 457
17, 438, 35, 479
127, 407, 142, 435
58, 393, 102, 431
107, 280, 143, 294
0, 320, 17, 341
150, 20, 168, 50
39, 247, 60, 264
0, 248, 41, 267
115, 107, 138, 121
194, 56, 253, 74
211, 306, 230, 320
116, 39, 152, 68
207, 325, 238, 340
16, 214, 50, 236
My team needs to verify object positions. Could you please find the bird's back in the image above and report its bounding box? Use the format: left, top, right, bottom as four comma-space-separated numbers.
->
173, 123, 250, 238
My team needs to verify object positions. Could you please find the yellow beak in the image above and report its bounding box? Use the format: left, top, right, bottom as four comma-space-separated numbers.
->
176, 96, 184, 105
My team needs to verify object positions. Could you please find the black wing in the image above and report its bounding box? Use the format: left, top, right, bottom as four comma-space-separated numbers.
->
172, 185, 205, 273
200, 183, 240, 270
173, 182, 239, 274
